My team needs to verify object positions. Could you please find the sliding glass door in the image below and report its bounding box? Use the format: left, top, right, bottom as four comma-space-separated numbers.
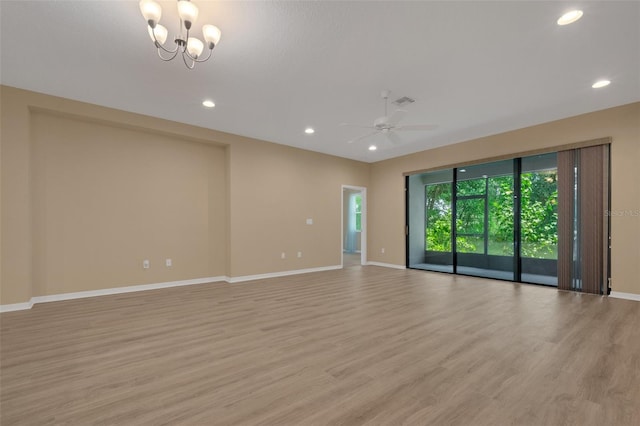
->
520, 153, 558, 285
407, 152, 569, 288
408, 170, 453, 272
455, 160, 515, 280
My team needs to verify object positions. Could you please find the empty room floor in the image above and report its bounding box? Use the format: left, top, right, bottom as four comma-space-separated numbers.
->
343, 252, 361, 268
1, 267, 639, 425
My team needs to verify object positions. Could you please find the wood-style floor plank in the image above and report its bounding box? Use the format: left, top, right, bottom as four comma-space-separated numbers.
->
1, 266, 639, 425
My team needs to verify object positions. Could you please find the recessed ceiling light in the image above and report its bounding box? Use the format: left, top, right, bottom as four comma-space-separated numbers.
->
557, 10, 583, 26
592, 80, 611, 89
368, 145, 377, 151
202, 100, 215, 108
304, 128, 315, 134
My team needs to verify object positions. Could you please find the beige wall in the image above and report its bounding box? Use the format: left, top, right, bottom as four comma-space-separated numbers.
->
369, 102, 640, 295
2, 85, 638, 305
30, 112, 227, 296
0, 86, 370, 304
226, 137, 369, 277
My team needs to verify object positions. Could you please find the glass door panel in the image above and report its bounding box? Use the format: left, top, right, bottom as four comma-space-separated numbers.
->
456, 197, 485, 254
520, 153, 558, 286
407, 170, 453, 272
456, 161, 515, 281
488, 176, 514, 257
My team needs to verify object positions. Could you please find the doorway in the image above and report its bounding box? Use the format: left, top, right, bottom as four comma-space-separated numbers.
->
342, 185, 367, 267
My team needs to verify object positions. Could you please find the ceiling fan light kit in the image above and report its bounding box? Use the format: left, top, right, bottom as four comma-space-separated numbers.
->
140, 0, 221, 69
342, 90, 437, 146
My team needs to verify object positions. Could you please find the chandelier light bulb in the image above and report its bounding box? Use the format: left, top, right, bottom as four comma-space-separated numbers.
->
177, 0, 199, 29
147, 24, 168, 45
187, 37, 204, 58
139, 0, 162, 27
202, 25, 222, 47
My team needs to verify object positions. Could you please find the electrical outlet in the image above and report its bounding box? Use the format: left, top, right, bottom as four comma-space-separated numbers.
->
165, 258, 172, 267
297, 251, 302, 258
381, 248, 385, 254
143, 259, 150, 269
281, 252, 286, 259
306, 218, 313, 225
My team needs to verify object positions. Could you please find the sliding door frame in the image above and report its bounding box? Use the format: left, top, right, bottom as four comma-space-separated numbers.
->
514, 158, 522, 282
404, 137, 611, 292
452, 169, 458, 274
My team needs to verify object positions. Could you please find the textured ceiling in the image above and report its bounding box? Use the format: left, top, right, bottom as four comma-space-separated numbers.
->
1, 1, 639, 162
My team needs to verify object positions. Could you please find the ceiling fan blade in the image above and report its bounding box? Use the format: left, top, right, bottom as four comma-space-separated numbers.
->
386, 132, 402, 146
340, 123, 375, 129
387, 109, 407, 126
347, 131, 378, 144
395, 124, 438, 131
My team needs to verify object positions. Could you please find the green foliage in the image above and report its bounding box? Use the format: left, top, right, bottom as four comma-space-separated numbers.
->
425, 170, 558, 259
520, 171, 558, 259
425, 183, 452, 251
457, 179, 485, 196
487, 176, 514, 255
457, 198, 485, 234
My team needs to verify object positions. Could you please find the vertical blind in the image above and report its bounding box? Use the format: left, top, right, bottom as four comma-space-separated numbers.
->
557, 144, 610, 294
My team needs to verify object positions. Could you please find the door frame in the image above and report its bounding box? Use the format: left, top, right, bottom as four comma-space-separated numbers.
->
341, 185, 367, 267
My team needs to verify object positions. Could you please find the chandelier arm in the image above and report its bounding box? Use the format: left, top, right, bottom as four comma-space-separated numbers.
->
181, 52, 196, 69
192, 47, 214, 63
181, 27, 214, 64
157, 47, 181, 62
155, 42, 180, 55
150, 28, 179, 55
183, 49, 197, 62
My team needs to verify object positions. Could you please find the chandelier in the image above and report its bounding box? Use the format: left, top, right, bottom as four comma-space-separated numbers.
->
139, 0, 222, 69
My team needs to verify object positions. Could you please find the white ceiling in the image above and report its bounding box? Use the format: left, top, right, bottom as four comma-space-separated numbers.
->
1, 1, 638, 162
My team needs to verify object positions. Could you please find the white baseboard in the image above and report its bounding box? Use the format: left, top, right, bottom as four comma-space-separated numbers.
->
609, 291, 640, 302
0, 301, 34, 313
228, 265, 342, 283
0, 266, 347, 312
366, 261, 406, 270
0, 276, 226, 313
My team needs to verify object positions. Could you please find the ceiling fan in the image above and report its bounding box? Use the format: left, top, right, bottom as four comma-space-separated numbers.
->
341, 90, 437, 145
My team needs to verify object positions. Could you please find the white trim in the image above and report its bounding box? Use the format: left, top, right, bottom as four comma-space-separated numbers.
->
609, 291, 640, 302
341, 185, 367, 267
0, 276, 226, 313
367, 261, 406, 270
30, 276, 227, 304
0, 301, 34, 313
5, 271, 635, 312
228, 265, 342, 283
0, 266, 352, 312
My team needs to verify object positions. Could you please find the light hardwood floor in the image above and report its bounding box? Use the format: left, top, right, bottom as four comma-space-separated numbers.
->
1, 266, 639, 425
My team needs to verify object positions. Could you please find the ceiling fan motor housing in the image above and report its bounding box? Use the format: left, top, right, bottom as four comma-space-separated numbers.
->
374, 116, 391, 130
